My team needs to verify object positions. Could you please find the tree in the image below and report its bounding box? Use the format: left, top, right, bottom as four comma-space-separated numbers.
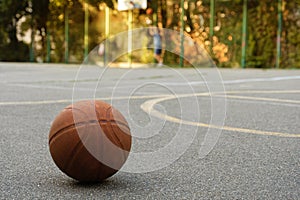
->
32, 0, 49, 60
282, 0, 300, 68
47, 0, 115, 62
0, 0, 29, 61
1, 0, 299, 67
0, 0, 49, 61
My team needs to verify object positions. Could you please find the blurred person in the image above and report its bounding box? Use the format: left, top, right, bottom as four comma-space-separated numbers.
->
149, 25, 163, 66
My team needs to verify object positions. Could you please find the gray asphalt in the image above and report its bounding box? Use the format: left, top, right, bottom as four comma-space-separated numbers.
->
0, 62, 299, 199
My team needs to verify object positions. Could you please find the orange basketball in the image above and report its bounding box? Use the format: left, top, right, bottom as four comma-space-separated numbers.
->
49, 100, 131, 182
146, 8, 153, 15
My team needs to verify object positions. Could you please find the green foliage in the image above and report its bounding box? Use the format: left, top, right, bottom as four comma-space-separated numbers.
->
47, 0, 116, 62
0, 0, 300, 68
88, 0, 115, 9
0, 0, 49, 61
247, 0, 277, 68
281, 1, 300, 68
0, 0, 28, 61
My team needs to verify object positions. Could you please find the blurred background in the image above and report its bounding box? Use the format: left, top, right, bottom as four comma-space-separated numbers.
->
0, 0, 299, 68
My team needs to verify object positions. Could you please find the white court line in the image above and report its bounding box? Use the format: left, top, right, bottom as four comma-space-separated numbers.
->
0, 90, 299, 106
1, 90, 299, 137
214, 94, 300, 104
3, 75, 300, 90
0, 94, 171, 106
163, 75, 300, 86
222, 98, 300, 108
224, 90, 300, 94
222, 75, 300, 84
6, 83, 75, 91
140, 90, 300, 138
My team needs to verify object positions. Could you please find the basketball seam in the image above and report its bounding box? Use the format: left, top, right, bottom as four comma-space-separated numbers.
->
49, 119, 129, 144
106, 107, 127, 161
67, 106, 91, 120
95, 106, 127, 153
63, 138, 84, 173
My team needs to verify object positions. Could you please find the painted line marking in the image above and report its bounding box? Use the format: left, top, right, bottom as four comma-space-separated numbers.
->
224, 90, 300, 94
0, 90, 299, 106
140, 90, 300, 138
214, 94, 300, 104
163, 75, 300, 86
0, 90, 299, 137
3, 75, 300, 90
0, 94, 171, 106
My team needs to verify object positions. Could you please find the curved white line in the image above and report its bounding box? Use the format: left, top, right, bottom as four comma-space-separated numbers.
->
140, 91, 300, 138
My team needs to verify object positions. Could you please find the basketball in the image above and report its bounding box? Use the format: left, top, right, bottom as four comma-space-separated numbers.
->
146, 8, 153, 15
49, 100, 131, 182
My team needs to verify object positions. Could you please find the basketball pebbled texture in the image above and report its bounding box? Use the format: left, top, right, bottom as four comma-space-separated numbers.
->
49, 100, 131, 182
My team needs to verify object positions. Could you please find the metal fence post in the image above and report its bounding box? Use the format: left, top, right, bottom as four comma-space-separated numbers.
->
276, 0, 282, 68
84, 3, 89, 59
46, 31, 51, 62
209, 0, 215, 57
180, 0, 185, 67
64, 6, 69, 63
241, 0, 247, 68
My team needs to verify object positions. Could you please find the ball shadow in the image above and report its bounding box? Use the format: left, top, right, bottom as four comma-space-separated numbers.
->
64, 173, 134, 191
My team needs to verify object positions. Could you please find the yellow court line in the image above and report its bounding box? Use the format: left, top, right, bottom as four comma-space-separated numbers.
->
140, 91, 300, 138
1, 90, 300, 137
159, 114, 300, 138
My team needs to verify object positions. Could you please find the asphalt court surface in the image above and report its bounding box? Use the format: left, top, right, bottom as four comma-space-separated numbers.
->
0, 62, 299, 199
